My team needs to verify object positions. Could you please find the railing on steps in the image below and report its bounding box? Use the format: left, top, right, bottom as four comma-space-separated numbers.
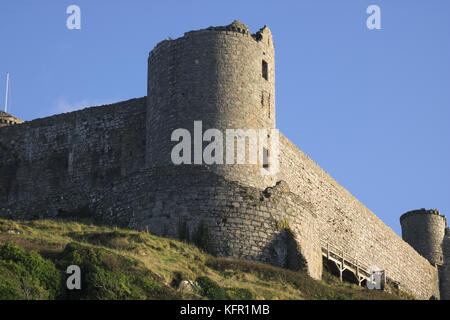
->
320, 240, 394, 288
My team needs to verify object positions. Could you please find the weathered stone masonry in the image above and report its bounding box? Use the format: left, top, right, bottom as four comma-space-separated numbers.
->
277, 135, 441, 299
0, 98, 146, 216
0, 21, 447, 299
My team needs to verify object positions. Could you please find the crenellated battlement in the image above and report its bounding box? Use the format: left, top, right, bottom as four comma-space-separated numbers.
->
150, 21, 273, 58
400, 208, 447, 224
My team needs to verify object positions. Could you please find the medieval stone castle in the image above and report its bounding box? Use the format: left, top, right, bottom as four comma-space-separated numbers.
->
0, 21, 448, 300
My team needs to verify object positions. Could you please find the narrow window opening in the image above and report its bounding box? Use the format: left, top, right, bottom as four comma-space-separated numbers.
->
263, 147, 269, 169
262, 60, 268, 80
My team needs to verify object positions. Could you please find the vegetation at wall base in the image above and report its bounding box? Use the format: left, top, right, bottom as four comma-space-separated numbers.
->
0, 218, 413, 300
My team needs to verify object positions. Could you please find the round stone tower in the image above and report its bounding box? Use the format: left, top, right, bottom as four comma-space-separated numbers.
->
146, 21, 276, 188
400, 209, 447, 266
0, 111, 24, 127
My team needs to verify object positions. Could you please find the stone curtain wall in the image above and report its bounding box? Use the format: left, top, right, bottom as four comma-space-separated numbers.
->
277, 133, 439, 299
0, 101, 441, 298
0, 98, 146, 218
0, 101, 440, 298
0, 98, 324, 278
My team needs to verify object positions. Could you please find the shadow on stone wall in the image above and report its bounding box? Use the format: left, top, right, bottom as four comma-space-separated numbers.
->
264, 228, 307, 272
322, 257, 360, 286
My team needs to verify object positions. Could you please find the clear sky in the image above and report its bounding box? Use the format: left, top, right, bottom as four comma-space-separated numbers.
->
0, 0, 449, 236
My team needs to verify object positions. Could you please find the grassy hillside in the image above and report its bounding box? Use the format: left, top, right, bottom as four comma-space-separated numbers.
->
0, 218, 412, 300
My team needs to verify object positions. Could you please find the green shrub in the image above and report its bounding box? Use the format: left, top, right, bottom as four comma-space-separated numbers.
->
0, 243, 62, 299
88, 266, 133, 299
58, 242, 180, 300
195, 276, 229, 300
0, 262, 47, 299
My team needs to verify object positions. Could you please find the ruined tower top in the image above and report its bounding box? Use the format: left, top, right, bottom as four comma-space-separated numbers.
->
400, 208, 447, 225
0, 111, 24, 127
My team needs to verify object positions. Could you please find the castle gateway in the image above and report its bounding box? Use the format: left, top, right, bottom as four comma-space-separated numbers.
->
0, 21, 448, 299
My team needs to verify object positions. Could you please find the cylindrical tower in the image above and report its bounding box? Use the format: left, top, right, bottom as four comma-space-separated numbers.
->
146, 21, 276, 188
440, 228, 450, 300
400, 209, 447, 266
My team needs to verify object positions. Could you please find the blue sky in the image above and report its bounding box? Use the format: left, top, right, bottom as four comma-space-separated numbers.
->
0, 0, 449, 236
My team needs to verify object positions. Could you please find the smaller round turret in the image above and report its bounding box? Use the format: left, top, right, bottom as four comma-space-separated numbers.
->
400, 208, 447, 266
0, 111, 24, 127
